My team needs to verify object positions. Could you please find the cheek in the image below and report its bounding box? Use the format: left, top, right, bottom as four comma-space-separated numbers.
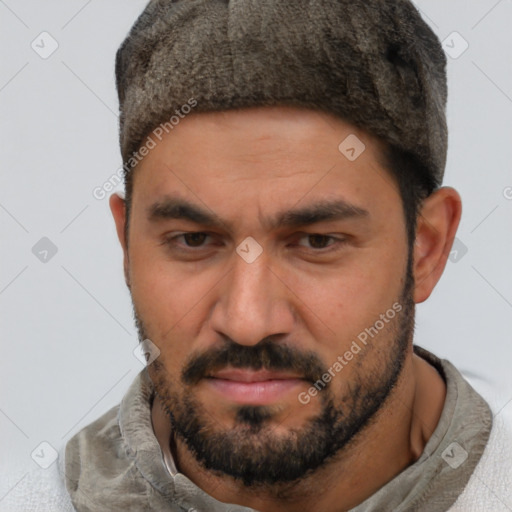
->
129, 239, 195, 316
128, 247, 219, 361
285, 243, 407, 345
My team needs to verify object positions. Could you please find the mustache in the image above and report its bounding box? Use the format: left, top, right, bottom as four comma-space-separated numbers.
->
181, 339, 327, 386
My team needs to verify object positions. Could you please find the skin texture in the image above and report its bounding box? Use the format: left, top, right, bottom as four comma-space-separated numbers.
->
110, 105, 461, 512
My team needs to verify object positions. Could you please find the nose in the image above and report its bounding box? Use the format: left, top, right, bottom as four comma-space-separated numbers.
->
208, 245, 296, 347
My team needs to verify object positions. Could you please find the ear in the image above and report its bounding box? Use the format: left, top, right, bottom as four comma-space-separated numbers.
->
109, 192, 130, 288
413, 187, 462, 303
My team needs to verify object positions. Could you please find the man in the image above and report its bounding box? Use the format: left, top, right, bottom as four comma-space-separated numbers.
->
58, 0, 508, 511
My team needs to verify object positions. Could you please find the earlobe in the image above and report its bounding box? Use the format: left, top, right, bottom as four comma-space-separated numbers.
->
413, 187, 462, 304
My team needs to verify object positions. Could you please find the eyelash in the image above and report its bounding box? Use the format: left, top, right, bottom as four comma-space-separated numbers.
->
162, 232, 347, 253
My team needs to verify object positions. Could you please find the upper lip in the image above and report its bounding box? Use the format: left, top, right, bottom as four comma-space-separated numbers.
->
207, 368, 303, 382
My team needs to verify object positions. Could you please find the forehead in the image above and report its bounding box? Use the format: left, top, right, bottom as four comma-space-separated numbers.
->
130, 106, 400, 228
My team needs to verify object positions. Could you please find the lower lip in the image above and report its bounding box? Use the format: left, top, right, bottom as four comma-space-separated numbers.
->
205, 378, 305, 405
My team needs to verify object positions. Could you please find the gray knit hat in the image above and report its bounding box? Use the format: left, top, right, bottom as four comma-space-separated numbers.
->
115, 0, 448, 188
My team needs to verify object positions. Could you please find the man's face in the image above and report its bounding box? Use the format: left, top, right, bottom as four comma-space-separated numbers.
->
120, 106, 414, 485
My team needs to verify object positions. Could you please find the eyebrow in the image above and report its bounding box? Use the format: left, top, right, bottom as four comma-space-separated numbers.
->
147, 195, 369, 231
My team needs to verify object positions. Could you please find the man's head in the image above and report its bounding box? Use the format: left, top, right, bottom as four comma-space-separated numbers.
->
109, 0, 461, 491
115, 0, 449, 250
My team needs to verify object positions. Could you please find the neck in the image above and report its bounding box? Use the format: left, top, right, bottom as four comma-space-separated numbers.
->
151, 348, 446, 512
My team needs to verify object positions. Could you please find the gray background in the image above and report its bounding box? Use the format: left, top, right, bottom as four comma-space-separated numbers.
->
1, 0, 511, 505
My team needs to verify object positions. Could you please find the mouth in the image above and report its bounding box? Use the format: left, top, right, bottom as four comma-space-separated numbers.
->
204, 368, 306, 405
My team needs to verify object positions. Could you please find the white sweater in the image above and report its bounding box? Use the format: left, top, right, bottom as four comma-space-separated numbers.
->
2, 386, 511, 512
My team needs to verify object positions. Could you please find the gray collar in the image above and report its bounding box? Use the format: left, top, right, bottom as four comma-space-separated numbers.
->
117, 345, 493, 512
350, 345, 493, 511
118, 366, 256, 512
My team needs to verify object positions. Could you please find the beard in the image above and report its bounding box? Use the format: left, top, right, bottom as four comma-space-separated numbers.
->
132, 255, 415, 489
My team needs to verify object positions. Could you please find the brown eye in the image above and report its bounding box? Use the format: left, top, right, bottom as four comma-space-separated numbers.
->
296, 234, 341, 250
181, 232, 209, 247
305, 234, 334, 249
163, 232, 213, 250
